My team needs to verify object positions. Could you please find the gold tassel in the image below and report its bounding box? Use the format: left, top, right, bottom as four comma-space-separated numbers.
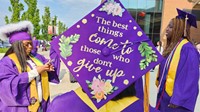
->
101, 0, 105, 4
184, 15, 188, 37
144, 72, 150, 112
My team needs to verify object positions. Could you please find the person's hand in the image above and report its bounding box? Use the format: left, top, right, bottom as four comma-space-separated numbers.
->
45, 60, 55, 71
168, 103, 179, 108
36, 60, 55, 74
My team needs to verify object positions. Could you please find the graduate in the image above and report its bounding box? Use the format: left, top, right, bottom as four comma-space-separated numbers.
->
31, 36, 40, 55
0, 21, 60, 112
47, 0, 164, 111
47, 78, 159, 112
156, 8, 199, 112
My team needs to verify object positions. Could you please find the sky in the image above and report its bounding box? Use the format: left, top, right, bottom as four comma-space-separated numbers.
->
0, 0, 155, 28
0, 0, 101, 27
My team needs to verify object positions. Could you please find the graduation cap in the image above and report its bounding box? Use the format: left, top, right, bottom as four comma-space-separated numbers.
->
176, 8, 197, 37
0, 21, 33, 44
51, 0, 163, 109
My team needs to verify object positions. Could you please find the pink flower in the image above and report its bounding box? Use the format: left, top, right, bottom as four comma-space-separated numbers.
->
106, 3, 115, 14
113, 5, 123, 16
91, 78, 105, 93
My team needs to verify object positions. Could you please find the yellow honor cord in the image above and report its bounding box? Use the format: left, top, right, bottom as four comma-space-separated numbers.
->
144, 72, 150, 112
8, 53, 49, 112
166, 39, 188, 96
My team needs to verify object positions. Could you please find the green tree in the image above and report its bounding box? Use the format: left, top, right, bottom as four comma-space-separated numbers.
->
4, 16, 9, 24
33, 9, 41, 37
58, 20, 68, 35
21, 0, 40, 37
52, 16, 57, 35
41, 7, 51, 40
4, 0, 24, 23
4, 0, 66, 39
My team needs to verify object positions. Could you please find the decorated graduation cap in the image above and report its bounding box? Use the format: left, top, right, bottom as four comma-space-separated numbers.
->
176, 8, 197, 37
0, 21, 33, 44
51, 35, 57, 41
51, 0, 163, 109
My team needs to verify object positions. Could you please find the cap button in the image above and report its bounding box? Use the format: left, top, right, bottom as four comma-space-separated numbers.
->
102, 47, 110, 56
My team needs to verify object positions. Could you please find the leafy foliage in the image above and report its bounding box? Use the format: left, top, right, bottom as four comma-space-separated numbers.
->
0, 48, 9, 53
4, 0, 67, 41
58, 21, 68, 35
5, 0, 24, 23
59, 34, 80, 59
138, 42, 158, 70
41, 7, 51, 40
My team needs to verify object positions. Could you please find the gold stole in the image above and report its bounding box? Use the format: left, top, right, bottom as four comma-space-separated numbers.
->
144, 72, 150, 112
164, 39, 188, 96
74, 87, 139, 112
8, 53, 49, 112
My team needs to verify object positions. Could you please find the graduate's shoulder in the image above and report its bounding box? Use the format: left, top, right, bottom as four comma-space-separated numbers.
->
31, 53, 48, 63
123, 99, 160, 112
182, 42, 196, 50
48, 90, 80, 111
181, 42, 198, 54
51, 90, 77, 104
0, 56, 16, 66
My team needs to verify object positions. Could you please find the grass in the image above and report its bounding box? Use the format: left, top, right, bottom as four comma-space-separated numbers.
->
0, 48, 8, 53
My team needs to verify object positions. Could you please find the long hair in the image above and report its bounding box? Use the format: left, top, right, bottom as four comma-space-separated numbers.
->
111, 83, 136, 101
157, 40, 162, 52
4, 41, 28, 72
162, 18, 191, 57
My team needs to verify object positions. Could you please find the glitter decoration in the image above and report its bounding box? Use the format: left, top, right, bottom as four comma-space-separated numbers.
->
123, 79, 129, 85
82, 19, 87, 24
77, 25, 80, 28
137, 31, 143, 37
67, 61, 73, 66
133, 26, 137, 30
91, 14, 95, 17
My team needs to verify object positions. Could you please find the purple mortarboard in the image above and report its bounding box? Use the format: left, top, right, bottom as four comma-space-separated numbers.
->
176, 8, 197, 28
0, 21, 33, 44
51, 35, 57, 41
51, 0, 163, 109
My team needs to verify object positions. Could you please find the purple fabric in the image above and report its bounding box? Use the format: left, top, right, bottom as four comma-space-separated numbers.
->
0, 56, 31, 112
50, 0, 163, 108
31, 39, 39, 55
156, 42, 199, 112
9, 31, 32, 44
123, 100, 160, 112
0, 53, 60, 112
135, 77, 144, 99
33, 53, 60, 84
47, 91, 94, 112
47, 90, 159, 112
50, 41, 61, 78
176, 8, 197, 28
41, 99, 50, 112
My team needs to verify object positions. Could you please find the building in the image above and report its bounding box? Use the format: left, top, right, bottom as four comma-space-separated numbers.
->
119, 0, 200, 45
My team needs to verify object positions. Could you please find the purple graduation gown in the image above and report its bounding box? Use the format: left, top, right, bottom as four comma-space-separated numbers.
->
31, 39, 39, 55
47, 90, 159, 112
0, 52, 60, 112
157, 43, 199, 112
135, 77, 144, 99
